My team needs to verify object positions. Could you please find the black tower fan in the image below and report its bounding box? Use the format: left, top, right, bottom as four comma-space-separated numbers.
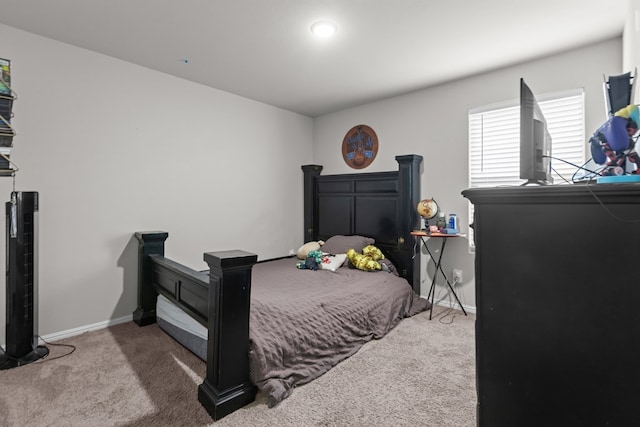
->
0, 191, 48, 369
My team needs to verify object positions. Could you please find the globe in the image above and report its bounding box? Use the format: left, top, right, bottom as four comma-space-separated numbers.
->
416, 198, 438, 219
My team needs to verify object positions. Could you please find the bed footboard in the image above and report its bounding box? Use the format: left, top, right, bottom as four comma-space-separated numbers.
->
134, 232, 258, 420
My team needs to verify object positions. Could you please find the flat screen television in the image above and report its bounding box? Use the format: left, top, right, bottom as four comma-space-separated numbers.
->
520, 78, 552, 185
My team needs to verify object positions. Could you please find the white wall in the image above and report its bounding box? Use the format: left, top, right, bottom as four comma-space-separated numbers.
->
0, 22, 625, 341
0, 24, 313, 343
313, 37, 622, 309
623, 0, 640, 101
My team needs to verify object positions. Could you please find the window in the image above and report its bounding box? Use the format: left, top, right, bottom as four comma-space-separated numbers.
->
467, 89, 585, 251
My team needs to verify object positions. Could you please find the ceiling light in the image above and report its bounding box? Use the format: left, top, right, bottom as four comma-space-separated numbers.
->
311, 21, 337, 38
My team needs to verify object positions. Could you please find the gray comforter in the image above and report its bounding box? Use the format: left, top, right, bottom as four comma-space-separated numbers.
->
248, 257, 429, 406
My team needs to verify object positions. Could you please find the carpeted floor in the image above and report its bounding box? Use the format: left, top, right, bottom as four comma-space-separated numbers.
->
0, 308, 476, 427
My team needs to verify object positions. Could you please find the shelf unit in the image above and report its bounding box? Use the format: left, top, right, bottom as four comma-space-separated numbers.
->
0, 58, 17, 176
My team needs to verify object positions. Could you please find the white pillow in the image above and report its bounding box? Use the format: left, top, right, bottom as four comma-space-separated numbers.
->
320, 253, 348, 272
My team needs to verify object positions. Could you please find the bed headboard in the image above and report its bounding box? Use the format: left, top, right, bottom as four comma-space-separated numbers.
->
302, 154, 423, 294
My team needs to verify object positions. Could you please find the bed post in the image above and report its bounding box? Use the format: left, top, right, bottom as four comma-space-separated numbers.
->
133, 231, 169, 326
302, 164, 323, 243
396, 155, 423, 294
198, 250, 258, 420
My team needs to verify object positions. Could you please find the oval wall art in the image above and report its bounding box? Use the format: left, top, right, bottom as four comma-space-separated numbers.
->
342, 124, 378, 169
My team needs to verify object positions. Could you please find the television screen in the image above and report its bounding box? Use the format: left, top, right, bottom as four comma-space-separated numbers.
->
520, 78, 552, 185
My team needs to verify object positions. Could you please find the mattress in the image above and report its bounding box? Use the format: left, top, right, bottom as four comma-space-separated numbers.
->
156, 293, 207, 361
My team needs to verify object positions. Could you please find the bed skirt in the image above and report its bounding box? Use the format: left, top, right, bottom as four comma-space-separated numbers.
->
156, 294, 207, 361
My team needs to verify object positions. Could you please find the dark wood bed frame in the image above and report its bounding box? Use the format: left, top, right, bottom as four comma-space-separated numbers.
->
133, 154, 423, 420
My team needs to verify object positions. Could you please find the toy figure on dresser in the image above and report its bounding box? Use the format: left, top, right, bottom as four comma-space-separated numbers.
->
589, 104, 639, 176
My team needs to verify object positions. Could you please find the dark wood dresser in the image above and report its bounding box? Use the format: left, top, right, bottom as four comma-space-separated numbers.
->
462, 184, 640, 427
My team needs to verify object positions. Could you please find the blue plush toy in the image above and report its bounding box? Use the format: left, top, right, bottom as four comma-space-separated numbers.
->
589, 104, 639, 175
296, 249, 323, 271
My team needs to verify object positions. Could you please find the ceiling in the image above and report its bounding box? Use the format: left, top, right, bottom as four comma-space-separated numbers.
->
0, 0, 629, 117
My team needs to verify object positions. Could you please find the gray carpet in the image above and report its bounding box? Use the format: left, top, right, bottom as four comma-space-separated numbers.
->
0, 309, 476, 426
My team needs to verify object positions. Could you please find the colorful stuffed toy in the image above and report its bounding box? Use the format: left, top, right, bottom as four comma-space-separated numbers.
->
296, 249, 323, 270
589, 104, 640, 175
346, 245, 384, 272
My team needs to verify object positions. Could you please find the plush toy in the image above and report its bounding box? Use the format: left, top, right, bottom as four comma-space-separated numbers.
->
362, 244, 384, 261
589, 104, 640, 175
297, 249, 323, 270
296, 240, 325, 260
346, 247, 382, 272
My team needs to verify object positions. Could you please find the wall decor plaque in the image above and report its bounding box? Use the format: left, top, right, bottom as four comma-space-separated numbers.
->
342, 124, 378, 169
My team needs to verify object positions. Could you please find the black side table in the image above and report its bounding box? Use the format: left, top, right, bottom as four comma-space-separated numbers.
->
411, 231, 468, 320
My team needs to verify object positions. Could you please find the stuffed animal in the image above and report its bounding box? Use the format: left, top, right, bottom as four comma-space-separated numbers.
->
346, 247, 382, 272
296, 240, 325, 260
362, 244, 384, 261
297, 249, 323, 270
589, 104, 640, 175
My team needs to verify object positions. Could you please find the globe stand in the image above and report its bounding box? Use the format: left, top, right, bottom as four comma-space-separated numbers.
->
417, 198, 439, 232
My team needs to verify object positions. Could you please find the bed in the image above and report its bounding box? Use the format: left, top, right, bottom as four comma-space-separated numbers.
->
133, 154, 426, 420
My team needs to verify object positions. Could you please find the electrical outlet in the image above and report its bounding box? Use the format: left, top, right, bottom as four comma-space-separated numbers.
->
453, 269, 463, 283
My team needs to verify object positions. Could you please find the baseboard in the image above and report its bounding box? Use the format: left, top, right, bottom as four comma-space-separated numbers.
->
1, 315, 133, 349
433, 299, 476, 315
421, 292, 477, 315
39, 315, 133, 344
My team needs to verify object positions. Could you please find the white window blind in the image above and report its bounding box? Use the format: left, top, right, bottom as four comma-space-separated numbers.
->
467, 89, 585, 251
